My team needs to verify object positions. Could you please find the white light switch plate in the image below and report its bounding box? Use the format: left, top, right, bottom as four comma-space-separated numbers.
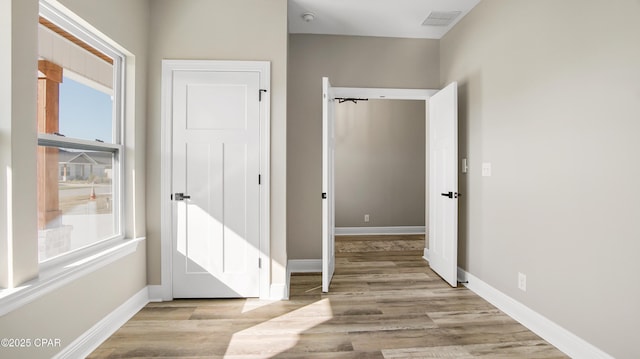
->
482, 162, 492, 177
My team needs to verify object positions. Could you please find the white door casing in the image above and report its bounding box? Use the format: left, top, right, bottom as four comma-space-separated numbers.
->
160, 60, 271, 300
322, 77, 336, 293
428, 82, 459, 287
320, 84, 458, 291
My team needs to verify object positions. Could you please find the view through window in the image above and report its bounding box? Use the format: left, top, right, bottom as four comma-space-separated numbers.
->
37, 16, 122, 262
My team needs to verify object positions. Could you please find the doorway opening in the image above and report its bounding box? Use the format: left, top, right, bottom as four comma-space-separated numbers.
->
322, 80, 459, 291
333, 98, 428, 242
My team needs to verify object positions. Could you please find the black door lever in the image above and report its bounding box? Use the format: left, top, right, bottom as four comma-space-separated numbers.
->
174, 193, 191, 201
441, 192, 461, 199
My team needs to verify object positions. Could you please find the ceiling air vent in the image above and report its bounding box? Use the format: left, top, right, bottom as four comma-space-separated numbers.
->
422, 11, 462, 27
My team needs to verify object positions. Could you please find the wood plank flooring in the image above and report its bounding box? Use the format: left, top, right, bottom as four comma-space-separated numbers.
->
89, 235, 567, 358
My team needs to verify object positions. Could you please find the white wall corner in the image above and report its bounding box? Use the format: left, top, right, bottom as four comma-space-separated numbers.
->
457, 268, 614, 359
53, 286, 149, 359
335, 226, 425, 236
147, 285, 166, 302
269, 283, 288, 300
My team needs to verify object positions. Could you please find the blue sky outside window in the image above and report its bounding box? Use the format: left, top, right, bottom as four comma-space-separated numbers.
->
59, 76, 113, 143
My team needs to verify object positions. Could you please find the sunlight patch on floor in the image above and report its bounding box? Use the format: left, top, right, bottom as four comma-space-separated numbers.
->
240, 298, 278, 314
224, 298, 334, 357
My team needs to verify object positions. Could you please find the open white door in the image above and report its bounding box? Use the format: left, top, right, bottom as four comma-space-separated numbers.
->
322, 77, 336, 292
429, 82, 459, 287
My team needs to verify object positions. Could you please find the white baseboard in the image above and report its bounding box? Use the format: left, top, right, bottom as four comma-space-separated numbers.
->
335, 226, 425, 236
288, 259, 322, 273
457, 268, 614, 359
53, 287, 149, 359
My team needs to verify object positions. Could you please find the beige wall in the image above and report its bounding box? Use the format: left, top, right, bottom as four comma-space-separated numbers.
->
335, 99, 426, 228
441, 1, 640, 358
146, 0, 289, 286
288, 34, 440, 259
0, 0, 149, 357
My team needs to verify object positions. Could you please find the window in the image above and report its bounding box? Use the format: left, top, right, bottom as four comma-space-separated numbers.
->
37, 5, 124, 262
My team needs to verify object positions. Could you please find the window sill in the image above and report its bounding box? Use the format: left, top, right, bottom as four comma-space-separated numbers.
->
0, 237, 144, 317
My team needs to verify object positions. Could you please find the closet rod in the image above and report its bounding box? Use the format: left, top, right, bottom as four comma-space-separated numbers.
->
335, 97, 368, 104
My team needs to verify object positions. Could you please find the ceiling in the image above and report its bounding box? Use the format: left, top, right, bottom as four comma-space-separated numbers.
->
288, 0, 481, 40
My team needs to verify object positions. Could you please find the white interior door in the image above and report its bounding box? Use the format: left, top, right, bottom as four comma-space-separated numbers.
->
322, 77, 336, 292
171, 69, 261, 298
428, 82, 459, 287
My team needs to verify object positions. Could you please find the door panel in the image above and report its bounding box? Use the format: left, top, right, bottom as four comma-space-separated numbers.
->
322, 77, 336, 293
186, 84, 248, 130
428, 82, 459, 287
172, 70, 260, 298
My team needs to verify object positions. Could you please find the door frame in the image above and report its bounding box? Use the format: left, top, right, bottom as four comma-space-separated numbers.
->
323, 86, 441, 291
159, 60, 271, 300
322, 77, 336, 292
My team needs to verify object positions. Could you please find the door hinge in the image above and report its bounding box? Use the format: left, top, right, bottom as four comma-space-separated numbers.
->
259, 89, 267, 102
258, 174, 261, 185
322, 192, 327, 199
258, 257, 262, 268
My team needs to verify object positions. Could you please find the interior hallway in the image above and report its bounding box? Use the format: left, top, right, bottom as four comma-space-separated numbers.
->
89, 235, 567, 358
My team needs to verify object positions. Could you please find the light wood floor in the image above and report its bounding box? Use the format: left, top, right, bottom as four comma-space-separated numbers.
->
89, 235, 567, 358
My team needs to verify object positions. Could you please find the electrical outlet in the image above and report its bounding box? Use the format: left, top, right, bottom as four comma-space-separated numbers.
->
364, 214, 370, 223
518, 272, 527, 292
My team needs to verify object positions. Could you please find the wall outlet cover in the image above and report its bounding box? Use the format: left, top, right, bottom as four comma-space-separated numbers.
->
518, 272, 527, 291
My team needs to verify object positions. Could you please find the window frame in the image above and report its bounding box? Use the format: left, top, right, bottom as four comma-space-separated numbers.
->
37, 1, 126, 266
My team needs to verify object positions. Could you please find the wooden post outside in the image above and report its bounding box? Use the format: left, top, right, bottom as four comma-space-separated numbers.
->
37, 60, 63, 230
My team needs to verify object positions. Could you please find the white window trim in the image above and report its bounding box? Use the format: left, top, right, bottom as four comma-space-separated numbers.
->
37, 0, 127, 263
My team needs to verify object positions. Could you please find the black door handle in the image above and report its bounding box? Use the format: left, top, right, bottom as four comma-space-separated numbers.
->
441, 192, 461, 199
174, 193, 191, 201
